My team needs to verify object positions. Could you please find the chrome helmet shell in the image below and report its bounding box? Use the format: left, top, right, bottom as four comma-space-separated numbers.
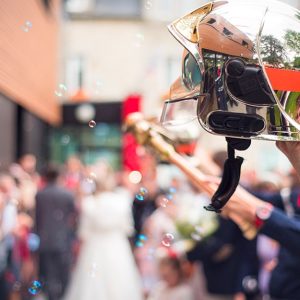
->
161, 0, 300, 141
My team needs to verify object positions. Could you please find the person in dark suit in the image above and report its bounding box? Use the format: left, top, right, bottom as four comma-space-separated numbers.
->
217, 141, 300, 300
35, 164, 76, 300
187, 217, 259, 300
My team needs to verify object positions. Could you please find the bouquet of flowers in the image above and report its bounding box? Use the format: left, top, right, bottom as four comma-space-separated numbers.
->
172, 191, 219, 253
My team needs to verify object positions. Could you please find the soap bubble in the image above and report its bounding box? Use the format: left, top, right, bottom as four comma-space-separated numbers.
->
89, 120, 96, 128
61, 135, 70, 145
87, 172, 97, 183
242, 276, 258, 293
158, 196, 169, 208
161, 233, 174, 247
191, 232, 202, 241
128, 171, 142, 184
135, 187, 148, 201
135, 193, 144, 201
89, 263, 98, 278
22, 21, 32, 32
194, 226, 204, 234
27, 233, 40, 251
28, 280, 42, 295
54, 83, 67, 97
168, 187, 177, 194
140, 187, 148, 195
145, 0, 153, 10
135, 234, 148, 247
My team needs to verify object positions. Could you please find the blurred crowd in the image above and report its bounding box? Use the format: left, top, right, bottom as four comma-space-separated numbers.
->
0, 148, 298, 300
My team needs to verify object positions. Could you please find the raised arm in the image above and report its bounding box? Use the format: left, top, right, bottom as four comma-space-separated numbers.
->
222, 185, 300, 254
276, 141, 300, 178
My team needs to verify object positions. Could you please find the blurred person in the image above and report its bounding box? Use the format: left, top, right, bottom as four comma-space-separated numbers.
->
136, 176, 209, 299
10, 154, 40, 213
256, 235, 279, 299
0, 173, 35, 300
64, 161, 143, 300
147, 254, 194, 300
180, 258, 206, 300
0, 190, 9, 300
18, 155, 39, 179
0, 173, 20, 300
135, 192, 177, 296
131, 154, 166, 296
62, 155, 83, 196
132, 152, 162, 243
246, 175, 281, 300
35, 164, 76, 300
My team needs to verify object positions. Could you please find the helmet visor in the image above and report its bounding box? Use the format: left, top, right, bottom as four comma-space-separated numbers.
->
161, 51, 204, 126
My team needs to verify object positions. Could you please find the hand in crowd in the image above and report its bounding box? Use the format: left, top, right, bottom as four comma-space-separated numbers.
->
276, 141, 300, 178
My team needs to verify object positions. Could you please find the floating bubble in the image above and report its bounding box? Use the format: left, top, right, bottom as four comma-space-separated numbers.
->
28, 280, 42, 295
135, 193, 145, 201
134, 33, 145, 48
191, 232, 202, 241
161, 233, 174, 247
166, 193, 173, 200
158, 196, 169, 208
168, 187, 177, 194
140, 187, 148, 195
95, 80, 104, 95
89, 263, 98, 278
135, 240, 144, 247
194, 225, 204, 234
145, 0, 153, 10
54, 83, 67, 97
135, 234, 147, 247
22, 21, 32, 32
138, 234, 147, 241
135, 187, 148, 201
89, 120, 96, 128
242, 276, 258, 293
128, 171, 142, 184
61, 135, 70, 145
27, 233, 40, 251
87, 172, 97, 183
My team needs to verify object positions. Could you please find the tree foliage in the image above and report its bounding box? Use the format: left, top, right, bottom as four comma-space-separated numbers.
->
284, 30, 300, 55
260, 35, 287, 66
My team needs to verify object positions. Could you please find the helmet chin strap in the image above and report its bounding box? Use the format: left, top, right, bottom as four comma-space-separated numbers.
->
204, 137, 251, 213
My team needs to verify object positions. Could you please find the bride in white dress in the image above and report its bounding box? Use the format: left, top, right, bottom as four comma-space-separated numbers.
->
64, 162, 143, 300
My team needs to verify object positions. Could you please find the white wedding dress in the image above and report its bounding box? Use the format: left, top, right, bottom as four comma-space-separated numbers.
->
64, 189, 143, 300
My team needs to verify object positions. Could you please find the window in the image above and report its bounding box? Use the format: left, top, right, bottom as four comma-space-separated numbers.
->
207, 18, 216, 24
223, 27, 233, 36
242, 40, 249, 48
95, 0, 141, 17
65, 0, 141, 18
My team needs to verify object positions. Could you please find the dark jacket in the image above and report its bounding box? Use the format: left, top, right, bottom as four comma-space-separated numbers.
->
258, 191, 300, 300
187, 217, 259, 296
35, 184, 76, 252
